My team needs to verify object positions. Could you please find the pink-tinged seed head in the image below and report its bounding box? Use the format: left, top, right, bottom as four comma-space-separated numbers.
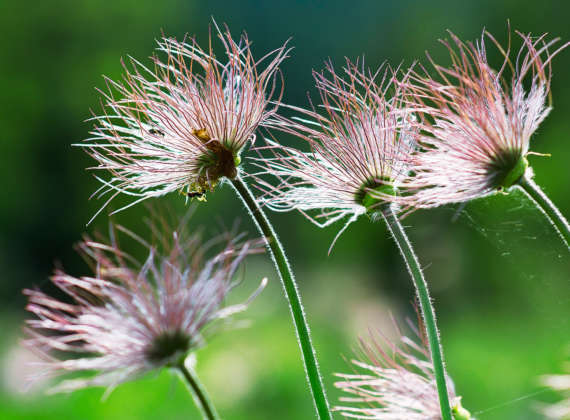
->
22, 221, 265, 393
334, 317, 469, 419
80, 22, 290, 223
402, 29, 568, 208
253, 59, 418, 247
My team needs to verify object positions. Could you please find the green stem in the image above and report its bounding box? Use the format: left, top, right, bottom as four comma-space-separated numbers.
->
516, 174, 570, 249
382, 206, 452, 420
230, 175, 332, 420
177, 360, 220, 420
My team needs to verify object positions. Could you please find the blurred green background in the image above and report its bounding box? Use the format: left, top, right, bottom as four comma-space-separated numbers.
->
1, 0, 569, 419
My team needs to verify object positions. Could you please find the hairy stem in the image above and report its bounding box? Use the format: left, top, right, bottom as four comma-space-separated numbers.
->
382, 206, 453, 420
178, 360, 220, 420
230, 175, 332, 420
516, 174, 570, 250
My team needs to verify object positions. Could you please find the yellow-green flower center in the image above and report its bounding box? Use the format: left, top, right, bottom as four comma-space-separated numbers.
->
355, 177, 398, 217
487, 149, 528, 189
451, 398, 472, 420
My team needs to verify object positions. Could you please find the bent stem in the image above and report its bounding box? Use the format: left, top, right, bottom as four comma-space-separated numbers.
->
516, 174, 570, 249
382, 206, 453, 420
177, 359, 220, 420
230, 175, 332, 420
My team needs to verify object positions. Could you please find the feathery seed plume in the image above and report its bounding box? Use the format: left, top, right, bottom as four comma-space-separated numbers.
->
335, 319, 471, 419
23, 222, 265, 393
255, 60, 417, 250
81, 22, 289, 223
403, 29, 568, 208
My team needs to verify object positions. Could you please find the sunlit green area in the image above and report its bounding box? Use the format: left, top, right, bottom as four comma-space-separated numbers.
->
1, 1, 569, 419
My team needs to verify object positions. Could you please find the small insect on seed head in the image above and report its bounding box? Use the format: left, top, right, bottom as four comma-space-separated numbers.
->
79, 21, 290, 223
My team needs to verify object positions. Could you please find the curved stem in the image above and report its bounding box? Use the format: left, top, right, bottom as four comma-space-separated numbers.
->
516, 174, 570, 249
177, 360, 220, 420
382, 206, 452, 420
230, 175, 332, 420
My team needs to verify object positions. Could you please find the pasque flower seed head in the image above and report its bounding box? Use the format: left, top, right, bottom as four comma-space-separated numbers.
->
81, 22, 289, 223
23, 222, 265, 393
